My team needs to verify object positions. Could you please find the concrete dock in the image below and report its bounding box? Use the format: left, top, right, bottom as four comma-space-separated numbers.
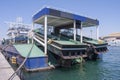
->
0, 52, 20, 80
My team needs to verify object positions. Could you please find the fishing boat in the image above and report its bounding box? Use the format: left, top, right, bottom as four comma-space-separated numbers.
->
2, 17, 50, 71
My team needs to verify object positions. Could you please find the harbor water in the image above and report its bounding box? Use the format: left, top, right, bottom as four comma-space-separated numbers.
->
14, 46, 120, 80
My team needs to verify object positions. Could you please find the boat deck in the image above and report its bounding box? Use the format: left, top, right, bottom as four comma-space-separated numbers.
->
14, 44, 46, 58
54, 40, 85, 45
0, 52, 20, 80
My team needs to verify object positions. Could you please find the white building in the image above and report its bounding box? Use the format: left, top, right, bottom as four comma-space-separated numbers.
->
103, 32, 120, 46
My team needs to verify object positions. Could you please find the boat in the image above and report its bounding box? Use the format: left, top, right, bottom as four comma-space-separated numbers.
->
60, 29, 108, 53
2, 18, 50, 71
32, 7, 108, 65
1, 7, 108, 71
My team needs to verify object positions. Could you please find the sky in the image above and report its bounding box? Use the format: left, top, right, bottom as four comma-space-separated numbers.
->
0, 0, 120, 39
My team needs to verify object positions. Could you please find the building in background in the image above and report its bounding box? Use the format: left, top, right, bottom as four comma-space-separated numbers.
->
102, 32, 120, 46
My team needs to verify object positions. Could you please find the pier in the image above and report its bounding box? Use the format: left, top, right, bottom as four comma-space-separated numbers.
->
0, 52, 20, 80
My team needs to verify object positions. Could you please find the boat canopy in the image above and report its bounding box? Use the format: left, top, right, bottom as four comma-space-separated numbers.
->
33, 7, 99, 28
32, 7, 100, 54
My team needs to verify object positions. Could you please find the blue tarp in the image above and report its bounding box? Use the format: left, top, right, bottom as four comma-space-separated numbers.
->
4, 45, 19, 55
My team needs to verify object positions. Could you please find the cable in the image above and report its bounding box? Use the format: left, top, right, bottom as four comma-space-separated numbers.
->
8, 43, 34, 80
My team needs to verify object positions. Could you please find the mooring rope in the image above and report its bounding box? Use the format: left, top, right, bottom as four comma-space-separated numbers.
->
8, 43, 34, 80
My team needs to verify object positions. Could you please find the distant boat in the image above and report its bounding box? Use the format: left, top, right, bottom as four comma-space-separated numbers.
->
108, 39, 120, 46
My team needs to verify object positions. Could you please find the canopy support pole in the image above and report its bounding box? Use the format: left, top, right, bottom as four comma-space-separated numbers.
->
32, 23, 34, 44
80, 22, 83, 43
44, 15, 48, 55
73, 20, 76, 41
96, 25, 99, 40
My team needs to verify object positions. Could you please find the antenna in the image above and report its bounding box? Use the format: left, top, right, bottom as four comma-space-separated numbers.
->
16, 17, 23, 23
90, 30, 93, 38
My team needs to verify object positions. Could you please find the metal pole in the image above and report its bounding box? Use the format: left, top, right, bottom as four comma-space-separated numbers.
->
90, 30, 93, 38
96, 25, 99, 40
12, 32, 15, 43
80, 22, 83, 43
73, 20, 76, 41
27, 38, 30, 44
44, 16, 47, 55
32, 23, 34, 44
